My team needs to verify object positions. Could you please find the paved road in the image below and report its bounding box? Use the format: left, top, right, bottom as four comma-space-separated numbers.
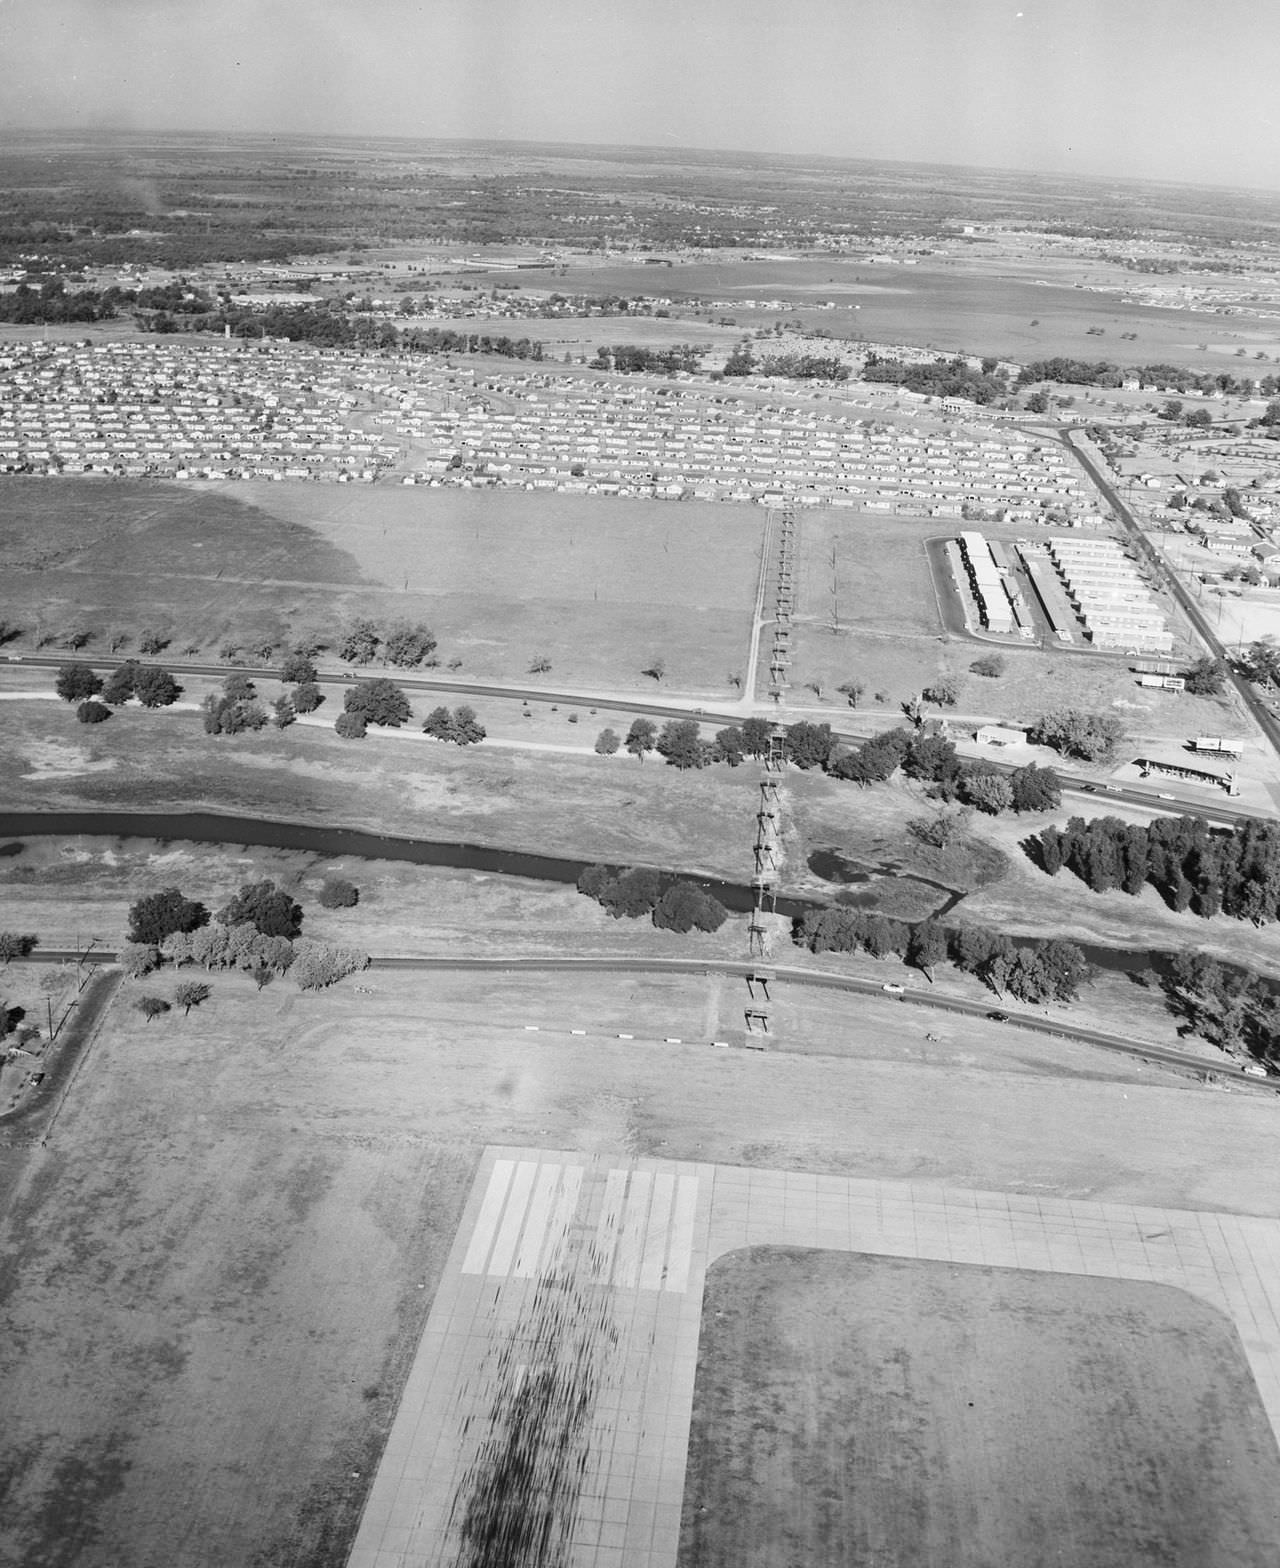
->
26, 950, 1271, 1088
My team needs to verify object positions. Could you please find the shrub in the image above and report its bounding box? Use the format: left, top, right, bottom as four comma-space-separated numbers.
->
594, 728, 620, 755
335, 710, 367, 739
77, 699, 111, 724
318, 878, 359, 909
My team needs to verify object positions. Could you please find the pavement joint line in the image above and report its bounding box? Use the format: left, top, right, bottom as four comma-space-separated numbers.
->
346, 1147, 1280, 1568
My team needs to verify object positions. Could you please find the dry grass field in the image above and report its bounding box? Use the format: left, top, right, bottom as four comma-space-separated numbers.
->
4, 966, 1280, 1568
0, 475, 764, 694
679, 1247, 1280, 1568
208, 481, 765, 693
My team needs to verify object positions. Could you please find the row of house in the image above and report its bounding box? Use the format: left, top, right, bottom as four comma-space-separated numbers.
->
384, 368, 1097, 514
0, 339, 398, 481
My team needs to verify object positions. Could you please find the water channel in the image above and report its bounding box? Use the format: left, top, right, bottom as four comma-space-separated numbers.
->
0, 809, 1203, 980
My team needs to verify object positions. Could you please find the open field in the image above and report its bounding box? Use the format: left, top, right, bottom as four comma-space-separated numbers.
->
680, 1247, 1280, 1568
0, 476, 764, 695
205, 481, 764, 694
0, 700, 763, 879
4, 966, 1280, 1567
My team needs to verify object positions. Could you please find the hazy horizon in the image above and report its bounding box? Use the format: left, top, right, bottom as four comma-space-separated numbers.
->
2, 0, 1278, 195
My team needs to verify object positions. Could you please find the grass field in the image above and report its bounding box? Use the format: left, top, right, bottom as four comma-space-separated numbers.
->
679, 1247, 1280, 1568
0, 475, 765, 694
0, 699, 763, 880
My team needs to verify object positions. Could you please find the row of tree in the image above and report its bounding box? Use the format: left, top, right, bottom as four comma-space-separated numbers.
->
576, 865, 728, 934
591, 343, 707, 374
861, 354, 1009, 406
124, 880, 367, 991
721, 345, 851, 381
1018, 357, 1270, 397
794, 907, 1092, 1004
1037, 813, 1280, 924
338, 619, 437, 668
56, 660, 182, 710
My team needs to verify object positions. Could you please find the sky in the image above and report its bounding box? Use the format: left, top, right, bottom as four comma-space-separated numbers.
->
1, 0, 1279, 191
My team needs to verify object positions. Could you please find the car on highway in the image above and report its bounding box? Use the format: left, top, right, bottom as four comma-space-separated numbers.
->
986, 1010, 1010, 1022
881, 982, 905, 997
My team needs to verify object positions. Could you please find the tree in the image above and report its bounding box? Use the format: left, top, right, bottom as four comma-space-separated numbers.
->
1029, 709, 1125, 762
119, 941, 161, 979
1010, 763, 1061, 813
220, 881, 302, 938
0, 933, 37, 963
449, 705, 485, 745
784, 721, 834, 771
741, 718, 773, 758
339, 619, 381, 665
383, 621, 437, 668
101, 661, 140, 705
335, 710, 367, 739
713, 726, 744, 766
318, 878, 359, 909
55, 662, 102, 703
959, 766, 1014, 815
970, 653, 1006, 678
837, 680, 865, 706
594, 727, 620, 756
128, 888, 208, 945
136, 995, 170, 1023
280, 652, 317, 684
1242, 638, 1280, 687
907, 920, 948, 981
422, 705, 453, 739
652, 883, 728, 934
641, 656, 666, 683
625, 718, 656, 761
1025, 390, 1050, 414
138, 629, 170, 656
223, 671, 256, 703
922, 675, 960, 707
133, 665, 181, 708
272, 694, 296, 728
292, 681, 323, 713
657, 719, 707, 770
174, 981, 212, 1017
345, 679, 411, 727
289, 939, 370, 990
1161, 398, 1184, 421
528, 654, 552, 674
77, 699, 111, 724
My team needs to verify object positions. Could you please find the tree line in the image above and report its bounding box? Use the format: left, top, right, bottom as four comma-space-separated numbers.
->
577, 865, 728, 934
861, 353, 1009, 405
1037, 813, 1280, 924
124, 879, 368, 993
591, 343, 708, 374
794, 907, 1092, 1004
